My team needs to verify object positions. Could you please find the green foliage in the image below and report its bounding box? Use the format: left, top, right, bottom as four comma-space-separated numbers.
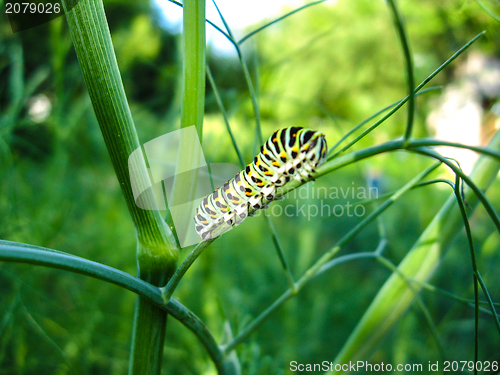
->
1, 0, 500, 374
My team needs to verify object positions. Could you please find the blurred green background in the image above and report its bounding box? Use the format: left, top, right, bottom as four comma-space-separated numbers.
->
1, 0, 500, 374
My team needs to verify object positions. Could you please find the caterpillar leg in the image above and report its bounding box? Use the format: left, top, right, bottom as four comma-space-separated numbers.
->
248, 194, 263, 209
270, 173, 281, 183
293, 174, 307, 183
261, 184, 277, 201
223, 211, 236, 226
199, 221, 219, 240
234, 203, 248, 225
236, 202, 248, 215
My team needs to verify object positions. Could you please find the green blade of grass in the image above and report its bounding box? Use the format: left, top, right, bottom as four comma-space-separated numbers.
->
238, 0, 328, 45
206, 65, 245, 167
167, 0, 234, 44
386, 0, 415, 143
452, 174, 479, 371
477, 0, 500, 22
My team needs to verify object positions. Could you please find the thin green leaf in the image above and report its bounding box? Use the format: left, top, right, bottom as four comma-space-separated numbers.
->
386, 0, 415, 143
329, 31, 485, 160
477, 0, 500, 22
411, 147, 500, 237
453, 173, 479, 371
206, 65, 245, 168
328, 87, 441, 156
238, 0, 328, 45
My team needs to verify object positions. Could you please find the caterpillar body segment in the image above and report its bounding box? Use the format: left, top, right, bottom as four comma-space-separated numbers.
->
194, 127, 328, 240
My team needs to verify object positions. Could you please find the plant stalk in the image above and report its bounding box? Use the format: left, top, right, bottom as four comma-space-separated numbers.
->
61, 1, 179, 374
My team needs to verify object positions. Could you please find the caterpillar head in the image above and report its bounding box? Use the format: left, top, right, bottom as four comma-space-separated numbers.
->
297, 128, 328, 170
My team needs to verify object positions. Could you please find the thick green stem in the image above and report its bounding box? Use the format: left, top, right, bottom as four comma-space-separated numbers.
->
61, 1, 179, 374
129, 298, 167, 375
168, 0, 206, 246
181, 0, 206, 136
62, 0, 177, 254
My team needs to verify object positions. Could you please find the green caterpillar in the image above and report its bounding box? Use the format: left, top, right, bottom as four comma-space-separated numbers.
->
194, 127, 328, 240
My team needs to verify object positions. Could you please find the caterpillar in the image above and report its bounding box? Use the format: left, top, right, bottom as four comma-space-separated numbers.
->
194, 127, 328, 240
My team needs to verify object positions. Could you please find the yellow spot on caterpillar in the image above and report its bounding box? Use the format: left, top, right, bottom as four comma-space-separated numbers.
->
272, 161, 280, 167
232, 200, 239, 204
202, 221, 209, 225
246, 192, 253, 196
292, 146, 299, 153
211, 215, 216, 219
256, 160, 260, 167
248, 170, 252, 177
303, 144, 310, 151
265, 171, 273, 175
273, 137, 278, 143
263, 148, 267, 154
280, 151, 287, 158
